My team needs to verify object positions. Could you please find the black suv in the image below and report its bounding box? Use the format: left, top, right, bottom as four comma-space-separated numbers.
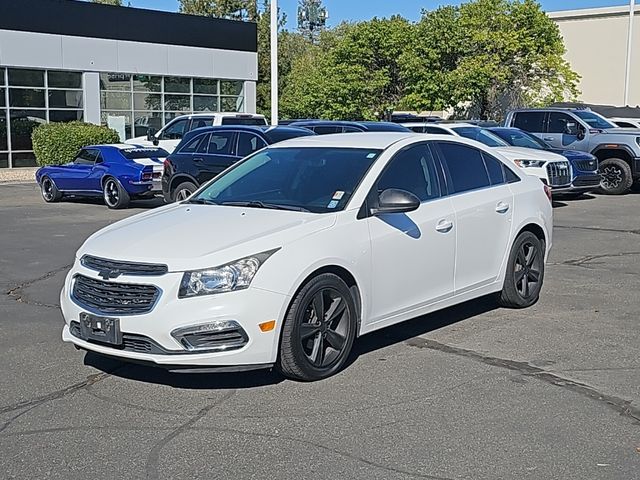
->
162, 126, 315, 202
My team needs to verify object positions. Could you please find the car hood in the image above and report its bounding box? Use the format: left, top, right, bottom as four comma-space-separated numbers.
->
494, 146, 566, 162
549, 149, 596, 160
598, 127, 640, 135
78, 203, 336, 271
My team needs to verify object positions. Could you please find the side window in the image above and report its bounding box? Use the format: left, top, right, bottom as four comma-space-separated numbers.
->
548, 112, 576, 134
74, 149, 97, 165
313, 126, 342, 135
179, 134, 205, 154
408, 126, 425, 133
615, 121, 634, 128
207, 132, 235, 155
482, 152, 506, 186
160, 119, 189, 140
189, 117, 213, 131
342, 126, 362, 133
377, 144, 440, 202
504, 165, 521, 183
94, 152, 104, 164
424, 126, 451, 135
196, 134, 211, 154
237, 133, 267, 157
512, 112, 545, 133
438, 142, 490, 194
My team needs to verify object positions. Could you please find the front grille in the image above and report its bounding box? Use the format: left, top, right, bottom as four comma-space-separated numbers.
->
547, 161, 571, 187
81, 255, 168, 277
72, 274, 160, 315
573, 159, 598, 172
70, 321, 175, 354
573, 175, 601, 187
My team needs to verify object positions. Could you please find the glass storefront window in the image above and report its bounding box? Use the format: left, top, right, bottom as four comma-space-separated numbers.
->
133, 93, 162, 111
220, 96, 244, 112
101, 91, 131, 110
133, 111, 163, 137
8, 69, 44, 87
102, 110, 132, 140
164, 94, 191, 112
220, 80, 243, 96
12, 152, 37, 168
49, 110, 83, 122
9, 89, 45, 108
194, 78, 218, 95
0, 88, 4, 108
194, 96, 218, 112
164, 77, 191, 93
10, 110, 46, 150
100, 73, 131, 91
48, 71, 82, 89
0, 153, 8, 168
133, 75, 162, 92
0, 116, 7, 151
49, 90, 83, 109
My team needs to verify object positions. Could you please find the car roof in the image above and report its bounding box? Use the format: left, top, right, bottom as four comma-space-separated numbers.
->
84, 143, 165, 150
269, 132, 416, 149
289, 120, 410, 131
185, 125, 310, 135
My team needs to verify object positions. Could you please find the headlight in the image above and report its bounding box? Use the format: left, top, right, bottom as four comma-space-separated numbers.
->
514, 159, 546, 168
178, 249, 279, 298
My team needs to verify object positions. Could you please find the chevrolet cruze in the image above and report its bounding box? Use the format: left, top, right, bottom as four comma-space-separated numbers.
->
61, 133, 552, 381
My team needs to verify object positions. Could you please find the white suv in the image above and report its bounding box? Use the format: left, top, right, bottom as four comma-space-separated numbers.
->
127, 113, 268, 153
61, 133, 552, 381
402, 122, 572, 191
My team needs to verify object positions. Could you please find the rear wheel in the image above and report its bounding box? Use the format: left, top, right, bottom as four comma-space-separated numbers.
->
103, 177, 130, 209
499, 231, 545, 308
277, 274, 357, 381
40, 176, 62, 203
172, 181, 198, 202
597, 158, 633, 195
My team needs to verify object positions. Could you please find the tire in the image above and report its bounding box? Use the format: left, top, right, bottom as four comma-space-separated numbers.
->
597, 158, 633, 195
277, 273, 357, 381
498, 231, 545, 309
172, 181, 198, 202
102, 177, 130, 209
40, 176, 62, 203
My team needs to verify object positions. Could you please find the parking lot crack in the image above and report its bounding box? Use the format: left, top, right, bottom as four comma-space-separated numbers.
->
5, 263, 72, 308
405, 338, 640, 424
549, 251, 640, 269
145, 390, 236, 480
555, 225, 640, 236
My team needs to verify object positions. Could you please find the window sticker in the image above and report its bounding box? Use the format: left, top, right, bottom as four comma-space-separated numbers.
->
327, 200, 339, 209
367, 152, 377, 159
332, 191, 345, 200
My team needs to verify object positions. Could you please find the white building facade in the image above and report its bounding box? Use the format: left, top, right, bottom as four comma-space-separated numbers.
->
0, 0, 258, 168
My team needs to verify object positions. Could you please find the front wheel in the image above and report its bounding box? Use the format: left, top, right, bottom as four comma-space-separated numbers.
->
40, 176, 62, 203
103, 177, 130, 209
172, 181, 198, 202
498, 232, 545, 308
597, 158, 633, 195
277, 274, 357, 381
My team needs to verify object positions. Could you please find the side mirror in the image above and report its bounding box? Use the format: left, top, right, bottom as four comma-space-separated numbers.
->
565, 122, 579, 136
146, 127, 157, 142
577, 128, 586, 141
372, 188, 420, 215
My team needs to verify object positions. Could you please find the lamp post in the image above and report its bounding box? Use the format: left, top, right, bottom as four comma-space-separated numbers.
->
271, 0, 279, 125
623, 0, 635, 106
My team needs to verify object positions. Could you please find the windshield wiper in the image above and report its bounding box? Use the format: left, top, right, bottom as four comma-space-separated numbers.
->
221, 201, 310, 212
186, 198, 218, 205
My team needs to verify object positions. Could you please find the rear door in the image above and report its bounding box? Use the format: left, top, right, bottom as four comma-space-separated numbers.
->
236, 132, 267, 158
511, 111, 547, 139
199, 131, 238, 183
435, 142, 514, 293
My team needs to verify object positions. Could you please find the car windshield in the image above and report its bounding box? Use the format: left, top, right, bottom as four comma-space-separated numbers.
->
451, 127, 508, 147
121, 148, 170, 159
491, 129, 550, 150
190, 147, 381, 213
221, 117, 267, 125
573, 111, 615, 129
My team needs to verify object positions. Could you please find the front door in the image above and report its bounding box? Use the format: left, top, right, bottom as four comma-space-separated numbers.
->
435, 142, 514, 293
367, 143, 456, 324
544, 112, 589, 151
55, 149, 97, 190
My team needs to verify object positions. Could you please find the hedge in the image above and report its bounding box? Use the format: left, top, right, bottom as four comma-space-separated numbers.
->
32, 122, 120, 166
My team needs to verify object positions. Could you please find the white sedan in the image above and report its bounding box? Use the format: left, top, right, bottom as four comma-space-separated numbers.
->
61, 133, 552, 381
402, 122, 573, 191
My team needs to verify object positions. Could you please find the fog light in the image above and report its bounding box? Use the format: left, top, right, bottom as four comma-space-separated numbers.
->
171, 320, 248, 352
259, 320, 276, 332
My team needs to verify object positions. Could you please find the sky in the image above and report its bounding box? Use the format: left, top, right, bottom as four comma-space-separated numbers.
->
127, 0, 632, 28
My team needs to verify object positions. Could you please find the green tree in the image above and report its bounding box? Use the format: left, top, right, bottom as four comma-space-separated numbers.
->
178, 0, 257, 21
90, 0, 124, 5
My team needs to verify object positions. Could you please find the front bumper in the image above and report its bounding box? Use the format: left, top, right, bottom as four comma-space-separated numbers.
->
60, 267, 290, 368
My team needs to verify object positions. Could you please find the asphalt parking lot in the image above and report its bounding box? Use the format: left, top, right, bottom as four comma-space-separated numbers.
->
0, 183, 639, 480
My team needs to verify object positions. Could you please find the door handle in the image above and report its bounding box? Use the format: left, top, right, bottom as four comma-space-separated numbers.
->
435, 219, 454, 233
543, 137, 554, 141
495, 202, 510, 214
193, 157, 204, 163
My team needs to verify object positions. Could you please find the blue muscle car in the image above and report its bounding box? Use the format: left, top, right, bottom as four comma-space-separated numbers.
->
35, 144, 169, 209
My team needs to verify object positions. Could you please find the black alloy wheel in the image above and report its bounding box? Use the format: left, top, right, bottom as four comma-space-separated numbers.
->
278, 273, 357, 381
498, 231, 545, 308
597, 158, 633, 195
103, 177, 130, 209
40, 176, 62, 203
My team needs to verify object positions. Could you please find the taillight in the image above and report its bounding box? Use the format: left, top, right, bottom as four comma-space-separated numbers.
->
543, 184, 552, 202
141, 168, 153, 181
163, 159, 170, 172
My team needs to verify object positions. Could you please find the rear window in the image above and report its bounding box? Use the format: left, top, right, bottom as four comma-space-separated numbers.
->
121, 148, 169, 159
264, 128, 315, 143
451, 127, 508, 147
221, 117, 267, 126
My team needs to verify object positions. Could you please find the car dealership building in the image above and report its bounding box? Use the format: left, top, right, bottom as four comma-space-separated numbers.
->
0, 0, 258, 168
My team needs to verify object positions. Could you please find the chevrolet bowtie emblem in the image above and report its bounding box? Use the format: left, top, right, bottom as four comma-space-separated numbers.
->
98, 269, 122, 280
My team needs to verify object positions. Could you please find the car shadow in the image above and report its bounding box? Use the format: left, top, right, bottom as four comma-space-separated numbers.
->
62, 195, 165, 210
84, 294, 499, 388
552, 200, 567, 208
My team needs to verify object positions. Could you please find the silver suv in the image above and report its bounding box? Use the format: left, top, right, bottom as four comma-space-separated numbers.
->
504, 108, 640, 194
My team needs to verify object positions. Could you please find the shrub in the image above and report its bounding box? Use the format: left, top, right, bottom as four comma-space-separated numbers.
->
32, 122, 120, 166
